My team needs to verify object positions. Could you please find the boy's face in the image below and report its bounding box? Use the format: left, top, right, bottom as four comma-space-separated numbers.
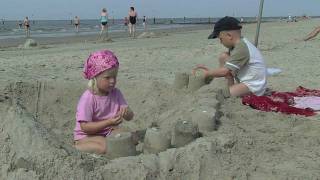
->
218, 31, 235, 49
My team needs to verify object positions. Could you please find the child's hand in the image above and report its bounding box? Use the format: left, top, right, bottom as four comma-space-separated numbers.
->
109, 115, 122, 126
117, 106, 134, 121
118, 106, 128, 118
192, 64, 210, 77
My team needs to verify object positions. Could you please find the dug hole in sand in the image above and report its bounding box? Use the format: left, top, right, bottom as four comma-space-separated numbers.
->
0, 77, 230, 180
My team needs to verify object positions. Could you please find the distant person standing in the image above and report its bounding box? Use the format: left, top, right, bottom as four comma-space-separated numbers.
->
23, 16, 30, 37
74, 16, 80, 33
142, 16, 147, 32
124, 17, 129, 32
240, 17, 244, 23
99, 8, 109, 40
287, 15, 293, 22
128, 7, 137, 37
18, 21, 23, 29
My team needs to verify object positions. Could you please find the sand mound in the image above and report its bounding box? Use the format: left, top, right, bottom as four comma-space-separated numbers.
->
1, 78, 320, 179
0, 79, 224, 179
23, 39, 38, 48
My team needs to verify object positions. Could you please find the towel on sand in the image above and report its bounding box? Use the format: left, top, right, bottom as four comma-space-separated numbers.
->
242, 86, 320, 116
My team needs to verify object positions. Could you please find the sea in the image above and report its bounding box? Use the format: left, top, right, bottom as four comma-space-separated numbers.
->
0, 17, 295, 40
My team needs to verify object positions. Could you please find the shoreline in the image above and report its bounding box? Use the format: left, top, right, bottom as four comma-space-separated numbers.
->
1, 17, 318, 48
0, 25, 212, 48
0, 19, 287, 49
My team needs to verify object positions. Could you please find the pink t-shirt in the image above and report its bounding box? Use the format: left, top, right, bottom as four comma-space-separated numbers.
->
73, 88, 128, 140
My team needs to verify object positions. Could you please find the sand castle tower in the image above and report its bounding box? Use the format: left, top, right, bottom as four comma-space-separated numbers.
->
191, 110, 216, 133
171, 120, 199, 148
143, 127, 171, 154
106, 132, 137, 159
188, 74, 206, 92
173, 72, 189, 89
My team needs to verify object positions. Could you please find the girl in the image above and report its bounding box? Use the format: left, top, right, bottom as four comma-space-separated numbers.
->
74, 50, 134, 154
99, 8, 109, 40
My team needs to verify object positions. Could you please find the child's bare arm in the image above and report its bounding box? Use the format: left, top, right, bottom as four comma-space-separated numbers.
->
206, 67, 232, 78
80, 116, 122, 134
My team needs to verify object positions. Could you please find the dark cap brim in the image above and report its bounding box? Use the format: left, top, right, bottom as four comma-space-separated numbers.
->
208, 31, 219, 39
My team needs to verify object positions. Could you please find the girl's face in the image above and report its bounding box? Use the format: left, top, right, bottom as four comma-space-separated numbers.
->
95, 68, 118, 95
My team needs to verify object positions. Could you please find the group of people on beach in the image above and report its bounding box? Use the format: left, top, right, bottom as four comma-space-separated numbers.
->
19, 6, 146, 39
72, 6, 145, 40
17, 16, 31, 37
97, 6, 146, 39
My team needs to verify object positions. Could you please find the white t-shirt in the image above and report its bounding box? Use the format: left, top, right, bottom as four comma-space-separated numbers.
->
224, 38, 267, 96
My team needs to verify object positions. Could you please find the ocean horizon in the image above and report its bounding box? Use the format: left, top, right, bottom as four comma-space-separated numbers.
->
1, 16, 318, 40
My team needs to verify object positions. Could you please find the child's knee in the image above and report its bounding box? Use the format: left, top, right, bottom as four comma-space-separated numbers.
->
229, 83, 250, 97
96, 144, 107, 154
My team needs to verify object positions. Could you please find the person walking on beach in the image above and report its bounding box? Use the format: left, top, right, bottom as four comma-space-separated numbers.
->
192, 16, 267, 97
99, 8, 109, 40
23, 16, 30, 37
142, 16, 147, 32
74, 49, 134, 154
128, 7, 137, 37
74, 16, 80, 33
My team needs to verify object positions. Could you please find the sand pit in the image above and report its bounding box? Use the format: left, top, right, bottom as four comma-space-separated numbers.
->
0, 79, 224, 179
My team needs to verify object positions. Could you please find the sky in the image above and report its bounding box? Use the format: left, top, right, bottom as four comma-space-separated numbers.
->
1, 0, 320, 20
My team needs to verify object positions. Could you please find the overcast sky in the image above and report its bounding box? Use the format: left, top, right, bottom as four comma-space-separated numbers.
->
1, 0, 319, 20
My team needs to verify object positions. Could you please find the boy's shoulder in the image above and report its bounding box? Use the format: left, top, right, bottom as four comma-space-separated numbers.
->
236, 38, 248, 49
231, 38, 250, 56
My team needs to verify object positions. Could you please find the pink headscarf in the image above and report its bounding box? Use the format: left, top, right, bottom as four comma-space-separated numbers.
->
83, 50, 119, 79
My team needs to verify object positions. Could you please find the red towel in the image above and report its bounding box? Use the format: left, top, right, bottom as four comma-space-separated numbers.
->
242, 86, 320, 116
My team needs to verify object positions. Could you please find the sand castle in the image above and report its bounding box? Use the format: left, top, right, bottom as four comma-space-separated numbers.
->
188, 74, 206, 91
22, 39, 37, 48
106, 132, 137, 159
173, 72, 189, 89
191, 109, 216, 133
143, 127, 171, 154
174, 72, 207, 92
171, 120, 200, 148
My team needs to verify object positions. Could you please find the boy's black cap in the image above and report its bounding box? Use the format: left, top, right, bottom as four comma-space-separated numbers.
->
208, 16, 242, 39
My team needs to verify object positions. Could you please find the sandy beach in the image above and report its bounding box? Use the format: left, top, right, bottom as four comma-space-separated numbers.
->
0, 18, 320, 179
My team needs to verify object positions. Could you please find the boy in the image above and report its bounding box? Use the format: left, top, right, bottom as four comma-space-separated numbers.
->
193, 16, 267, 97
